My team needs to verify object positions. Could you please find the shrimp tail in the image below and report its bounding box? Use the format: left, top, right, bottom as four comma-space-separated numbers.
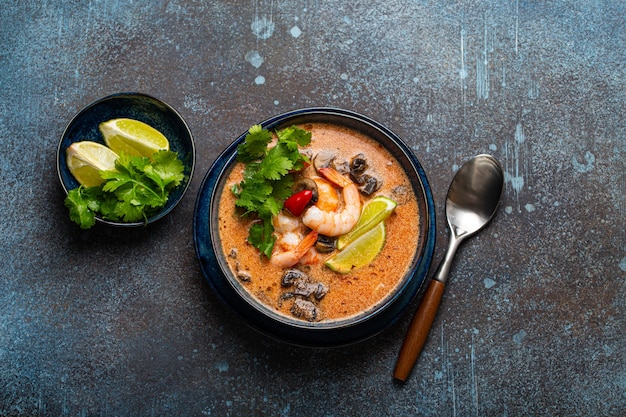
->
318, 167, 352, 187
297, 230, 319, 253
270, 230, 319, 267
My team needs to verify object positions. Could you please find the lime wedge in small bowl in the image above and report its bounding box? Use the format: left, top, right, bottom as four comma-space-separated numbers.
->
100, 118, 170, 158
66, 141, 119, 187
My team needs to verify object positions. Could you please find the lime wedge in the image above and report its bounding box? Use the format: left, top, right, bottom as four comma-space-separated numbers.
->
337, 196, 397, 250
99, 118, 169, 158
66, 141, 119, 187
325, 222, 386, 274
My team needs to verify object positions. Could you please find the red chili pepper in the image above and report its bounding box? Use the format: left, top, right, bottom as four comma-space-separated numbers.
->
284, 189, 313, 216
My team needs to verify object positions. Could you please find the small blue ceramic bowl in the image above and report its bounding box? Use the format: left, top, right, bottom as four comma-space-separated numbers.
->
57, 92, 195, 227
194, 108, 435, 347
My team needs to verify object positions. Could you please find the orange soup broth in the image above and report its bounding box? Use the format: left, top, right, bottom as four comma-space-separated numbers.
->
217, 123, 420, 322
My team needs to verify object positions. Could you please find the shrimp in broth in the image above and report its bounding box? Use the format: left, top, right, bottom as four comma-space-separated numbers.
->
301, 167, 361, 237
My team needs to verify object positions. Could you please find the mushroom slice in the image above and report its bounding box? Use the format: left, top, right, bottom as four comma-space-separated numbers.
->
315, 234, 336, 253
350, 153, 368, 176
331, 157, 350, 175
281, 268, 309, 287
291, 298, 318, 321
313, 150, 337, 171
357, 174, 383, 195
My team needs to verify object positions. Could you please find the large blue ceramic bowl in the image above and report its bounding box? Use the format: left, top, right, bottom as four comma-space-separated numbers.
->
194, 108, 435, 347
57, 92, 195, 227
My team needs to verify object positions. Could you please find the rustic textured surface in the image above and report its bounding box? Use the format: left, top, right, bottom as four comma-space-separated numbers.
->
1, 1, 624, 415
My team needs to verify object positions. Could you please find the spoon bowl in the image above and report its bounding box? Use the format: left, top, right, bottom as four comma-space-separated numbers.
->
446, 155, 504, 238
394, 154, 504, 381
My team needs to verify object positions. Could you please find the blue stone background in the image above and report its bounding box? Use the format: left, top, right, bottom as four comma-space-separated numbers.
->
1, 0, 624, 415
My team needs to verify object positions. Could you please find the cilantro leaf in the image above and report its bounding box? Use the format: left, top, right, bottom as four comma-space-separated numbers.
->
277, 125, 312, 148
234, 178, 273, 214
248, 221, 276, 259
258, 152, 293, 181
270, 175, 295, 201
146, 150, 186, 190
237, 125, 273, 162
64, 186, 101, 229
275, 126, 311, 171
257, 196, 282, 219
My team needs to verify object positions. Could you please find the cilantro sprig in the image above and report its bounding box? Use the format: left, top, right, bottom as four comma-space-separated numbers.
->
64, 150, 186, 229
231, 124, 311, 258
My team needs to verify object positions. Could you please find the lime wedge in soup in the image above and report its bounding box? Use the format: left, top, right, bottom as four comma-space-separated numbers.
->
337, 195, 397, 250
325, 221, 386, 274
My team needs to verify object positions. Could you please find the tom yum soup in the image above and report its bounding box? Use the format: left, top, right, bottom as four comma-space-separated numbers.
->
217, 123, 420, 322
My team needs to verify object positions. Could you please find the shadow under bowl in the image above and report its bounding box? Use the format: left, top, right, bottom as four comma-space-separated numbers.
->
57, 92, 195, 227
194, 107, 435, 347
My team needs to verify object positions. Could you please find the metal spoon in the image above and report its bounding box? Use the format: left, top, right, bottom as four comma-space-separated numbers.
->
394, 154, 504, 382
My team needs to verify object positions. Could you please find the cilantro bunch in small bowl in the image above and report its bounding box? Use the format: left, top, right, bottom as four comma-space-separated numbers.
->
65, 150, 186, 228
57, 93, 195, 228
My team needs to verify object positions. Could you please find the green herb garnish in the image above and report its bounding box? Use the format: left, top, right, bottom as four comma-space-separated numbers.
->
231, 124, 311, 258
65, 150, 186, 228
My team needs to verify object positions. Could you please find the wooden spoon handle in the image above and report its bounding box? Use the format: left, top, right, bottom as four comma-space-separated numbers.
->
393, 279, 446, 382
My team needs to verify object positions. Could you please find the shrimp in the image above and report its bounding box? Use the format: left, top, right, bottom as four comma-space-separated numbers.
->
271, 212, 319, 267
272, 212, 302, 234
311, 176, 339, 212
302, 167, 361, 236
270, 229, 319, 268
273, 212, 307, 255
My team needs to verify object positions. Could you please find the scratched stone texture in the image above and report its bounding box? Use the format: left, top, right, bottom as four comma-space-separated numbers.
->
0, 0, 624, 416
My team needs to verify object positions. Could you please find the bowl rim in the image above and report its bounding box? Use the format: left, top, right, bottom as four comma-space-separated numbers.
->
193, 107, 436, 346
57, 92, 196, 227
